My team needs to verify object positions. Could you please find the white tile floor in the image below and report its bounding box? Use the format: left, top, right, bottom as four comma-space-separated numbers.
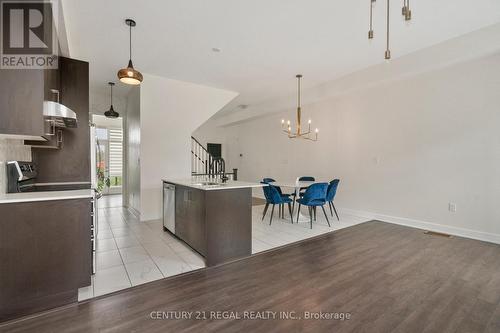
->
78, 196, 369, 301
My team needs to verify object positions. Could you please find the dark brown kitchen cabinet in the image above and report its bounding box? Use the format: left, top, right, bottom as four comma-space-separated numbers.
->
0, 198, 92, 322
44, 66, 60, 101
0, 69, 45, 136
170, 183, 252, 267
31, 57, 90, 182
0, 59, 60, 137
175, 186, 207, 255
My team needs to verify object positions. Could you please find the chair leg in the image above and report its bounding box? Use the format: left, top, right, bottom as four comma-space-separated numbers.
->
329, 201, 334, 217
262, 203, 269, 221
308, 206, 313, 229
321, 205, 331, 227
296, 204, 301, 224
269, 204, 275, 225
287, 203, 293, 223
314, 206, 317, 221
332, 203, 340, 221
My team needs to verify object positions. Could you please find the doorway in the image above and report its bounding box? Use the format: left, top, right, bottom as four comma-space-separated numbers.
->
207, 143, 222, 158
92, 115, 123, 197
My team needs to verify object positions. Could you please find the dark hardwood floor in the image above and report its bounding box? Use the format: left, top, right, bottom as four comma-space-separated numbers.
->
1, 221, 499, 333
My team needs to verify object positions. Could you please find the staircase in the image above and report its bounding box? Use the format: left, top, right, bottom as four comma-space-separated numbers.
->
191, 136, 237, 180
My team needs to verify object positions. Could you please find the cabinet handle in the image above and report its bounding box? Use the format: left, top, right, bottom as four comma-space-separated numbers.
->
56, 130, 63, 144
44, 119, 56, 136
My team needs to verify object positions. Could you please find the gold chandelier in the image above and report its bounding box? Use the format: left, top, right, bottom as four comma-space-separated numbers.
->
281, 75, 318, 141
368, 0, 413, 60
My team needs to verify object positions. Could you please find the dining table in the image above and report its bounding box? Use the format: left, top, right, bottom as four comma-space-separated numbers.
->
269, 180, 324, 223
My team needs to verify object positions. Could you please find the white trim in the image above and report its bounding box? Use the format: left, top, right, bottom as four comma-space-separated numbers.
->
340, 207, 500, 245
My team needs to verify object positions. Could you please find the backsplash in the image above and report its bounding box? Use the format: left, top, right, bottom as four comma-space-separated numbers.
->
0, 139, 32, 193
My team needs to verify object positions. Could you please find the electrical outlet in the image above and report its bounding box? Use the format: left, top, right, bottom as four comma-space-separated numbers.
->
448, 203, 457, 213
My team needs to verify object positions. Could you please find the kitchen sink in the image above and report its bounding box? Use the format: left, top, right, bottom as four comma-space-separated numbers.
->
193, 181, 220, 186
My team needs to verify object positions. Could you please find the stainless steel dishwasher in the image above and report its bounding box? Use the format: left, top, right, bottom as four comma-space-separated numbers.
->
163, 182, 175, 234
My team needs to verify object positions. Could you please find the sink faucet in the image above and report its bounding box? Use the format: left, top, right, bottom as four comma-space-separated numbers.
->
220, 159, 228, 183
209, 157, 228, 183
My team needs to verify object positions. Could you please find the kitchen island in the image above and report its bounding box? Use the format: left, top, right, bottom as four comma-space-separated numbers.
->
162, 179, 264, 266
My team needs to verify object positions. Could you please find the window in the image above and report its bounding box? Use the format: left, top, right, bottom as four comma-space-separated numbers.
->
108, 128, 123, 187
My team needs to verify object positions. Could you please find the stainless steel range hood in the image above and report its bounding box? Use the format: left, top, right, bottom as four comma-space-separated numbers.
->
43, 100, 78, 128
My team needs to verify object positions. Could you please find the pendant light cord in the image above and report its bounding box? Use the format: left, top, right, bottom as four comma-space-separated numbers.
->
369, 0, 373, 31
386, 0, 390, 52
110, 84, 113, 105
129, 24, 132, 61
297, 76, 301, 108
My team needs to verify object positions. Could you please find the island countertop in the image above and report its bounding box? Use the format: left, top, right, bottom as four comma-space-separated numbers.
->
163, 179, 265, 191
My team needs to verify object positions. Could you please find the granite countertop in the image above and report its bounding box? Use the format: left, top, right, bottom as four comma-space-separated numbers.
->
163, 179, 265, 191
0, 189, 94, 204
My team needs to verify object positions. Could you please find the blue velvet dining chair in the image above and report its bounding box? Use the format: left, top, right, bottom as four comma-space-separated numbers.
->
290, 176, 316, 213
298, 176, 315, 192
296, 182, 329, 229
261, 182, 293, 225
262, 178, 292, 219
326, 179, 340, 221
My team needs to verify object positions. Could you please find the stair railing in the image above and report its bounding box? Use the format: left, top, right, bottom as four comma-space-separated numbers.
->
190, 136, 238, 180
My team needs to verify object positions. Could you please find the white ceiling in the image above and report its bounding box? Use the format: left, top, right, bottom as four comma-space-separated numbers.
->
61, 0, 500, 120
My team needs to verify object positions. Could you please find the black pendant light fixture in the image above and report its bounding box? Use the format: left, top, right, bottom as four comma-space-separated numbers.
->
117, 19, 143, 85
104, 82, 119, 118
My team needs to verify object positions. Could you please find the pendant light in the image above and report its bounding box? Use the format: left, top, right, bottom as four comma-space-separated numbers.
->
385, 0, 391, 60
104, 82, 119, 118
368, 0, 413, 60
280, 75, 318, 141
117, 19, 143, 85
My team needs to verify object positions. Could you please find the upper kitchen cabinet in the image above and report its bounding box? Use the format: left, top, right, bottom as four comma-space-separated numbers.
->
44, 66, 60, 101
0, 69, 45, 138
0, 60, 61, 139
32, 57, 90, 183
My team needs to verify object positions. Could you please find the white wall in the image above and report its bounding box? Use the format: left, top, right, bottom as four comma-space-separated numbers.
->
216, 53, 500, 243
139, 74, 238, 221
124, 87, 141, 214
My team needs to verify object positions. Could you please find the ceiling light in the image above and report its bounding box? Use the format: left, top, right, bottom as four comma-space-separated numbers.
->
117, 19, 143, 85
368, 0, 413, 60
368, 0, 375, 39
212, 47, 221, 53
104, 82, 119, 118
281, 75, 318, 141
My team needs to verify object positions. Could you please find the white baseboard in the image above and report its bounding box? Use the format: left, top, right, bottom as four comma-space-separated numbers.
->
341, 207, 500, 245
